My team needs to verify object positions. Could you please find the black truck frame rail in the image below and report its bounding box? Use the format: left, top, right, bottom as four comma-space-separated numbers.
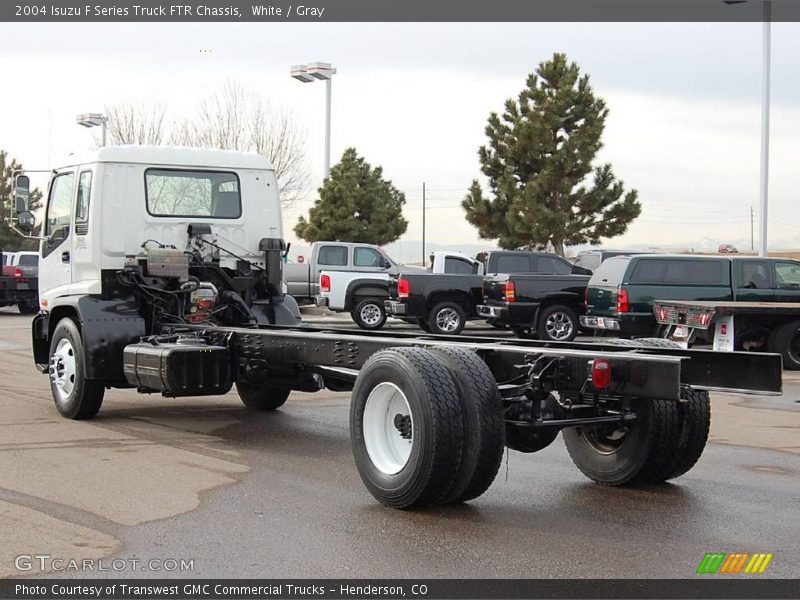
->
163, 324, 783, 399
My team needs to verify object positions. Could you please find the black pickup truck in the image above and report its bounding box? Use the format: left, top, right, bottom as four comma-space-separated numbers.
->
384, 251, 589, 335
477, 273, 590, 341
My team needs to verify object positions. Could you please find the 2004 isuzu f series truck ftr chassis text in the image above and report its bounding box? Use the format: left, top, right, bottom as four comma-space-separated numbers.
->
10, 146, 782, 509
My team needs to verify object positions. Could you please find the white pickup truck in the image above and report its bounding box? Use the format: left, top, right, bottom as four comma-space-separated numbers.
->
284, 241, 425, 304
316, 252, 482, 330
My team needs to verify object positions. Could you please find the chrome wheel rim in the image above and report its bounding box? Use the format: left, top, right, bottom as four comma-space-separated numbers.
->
360, 303, 383, 326
545, 311, 573, 340
435, 308, 460, 333
580, 425, 629, 455
362, 382, 414, 475
49, 338, 76, 404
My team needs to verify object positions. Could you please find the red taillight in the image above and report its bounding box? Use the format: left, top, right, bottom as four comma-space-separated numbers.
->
14, 267, 23, 278
592, 358, 612, 389
398, 276, 410, 299
504, 280, 516, 303
320, 274, 331, 293
617, 287, 629, 313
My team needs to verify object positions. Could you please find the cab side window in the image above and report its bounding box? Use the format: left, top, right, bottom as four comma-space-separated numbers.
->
740, 261, 773, 289
774, 262, 800, 288
353, 247, 382, 267
318, 245, 348, 266
44, 173, 75, 253
75, 171, 92, 233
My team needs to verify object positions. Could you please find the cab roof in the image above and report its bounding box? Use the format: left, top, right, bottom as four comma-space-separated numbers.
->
55, 145, 274, 171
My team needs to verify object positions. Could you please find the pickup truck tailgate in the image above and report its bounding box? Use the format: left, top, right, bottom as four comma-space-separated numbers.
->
482, 275, 511, 304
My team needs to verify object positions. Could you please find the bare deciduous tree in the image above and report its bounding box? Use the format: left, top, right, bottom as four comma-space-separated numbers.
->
103, 81, 309, 209
99, 103, 167, 146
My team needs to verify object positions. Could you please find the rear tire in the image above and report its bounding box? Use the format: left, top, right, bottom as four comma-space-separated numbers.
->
417, 318, 433, 333
236, 383, 290, 411
48, 318, 104, 420
659, 388, 711, 481
350, 348, 464, 508
563, 397, 680, 486
18, 300, 38, 315
351, 298, 387, 331
537, 305, 578, 342
427, 302, 466, 335
429, 347, 505, 504
767, 320, 800, 370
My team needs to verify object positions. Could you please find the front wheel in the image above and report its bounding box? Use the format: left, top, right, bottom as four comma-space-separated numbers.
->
351, 298, 387, 331
48, 318, 104, 419
427, 302, 466, 335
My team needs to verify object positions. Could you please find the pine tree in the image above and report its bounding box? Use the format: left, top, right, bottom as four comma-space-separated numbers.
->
294, 148, 408, 245
462, 53, 641, 256
0, 150, 43, 252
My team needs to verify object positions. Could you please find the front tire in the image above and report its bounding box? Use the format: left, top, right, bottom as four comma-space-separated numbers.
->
427, 302, 466, 335
236, 382, 291, 411
48, 318, 104, 420
350, 348, 465, 508
351, 298, 387, 331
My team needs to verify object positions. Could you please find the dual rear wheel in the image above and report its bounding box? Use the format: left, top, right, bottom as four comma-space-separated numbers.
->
350, 347, 505, 508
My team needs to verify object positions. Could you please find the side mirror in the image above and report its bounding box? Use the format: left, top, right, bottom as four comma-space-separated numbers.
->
17, 211, 35, 234
13, 175, 31, 215
379, 256, 391, 269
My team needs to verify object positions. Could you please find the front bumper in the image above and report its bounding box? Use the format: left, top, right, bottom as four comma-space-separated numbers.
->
476, 304, 509, 319
383, 300, 408, 316
314, 296, 329, 307
580, 315, 621, 331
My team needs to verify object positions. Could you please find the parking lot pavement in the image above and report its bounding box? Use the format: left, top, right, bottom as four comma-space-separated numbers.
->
0, 309, 797, 579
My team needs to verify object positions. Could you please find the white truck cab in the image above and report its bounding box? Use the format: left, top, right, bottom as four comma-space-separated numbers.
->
38, 146, 284, 310
12, 145, 302, 419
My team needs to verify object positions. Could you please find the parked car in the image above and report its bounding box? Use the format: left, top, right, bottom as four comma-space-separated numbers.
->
581, 254, 800, 338
477, 273, 590, 340
718, 244, 738, 254
0, 249, 39, 314
572, 249, 649, 273
316, 252, 476, 330
284, 241, 423, 304
384, 251, 586, 336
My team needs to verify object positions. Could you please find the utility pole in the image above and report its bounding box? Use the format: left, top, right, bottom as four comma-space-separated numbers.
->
422, 182, 426, 264
750, 206, 755, 251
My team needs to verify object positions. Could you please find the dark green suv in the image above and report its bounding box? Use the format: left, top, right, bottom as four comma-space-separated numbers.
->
580, 254, 800, 337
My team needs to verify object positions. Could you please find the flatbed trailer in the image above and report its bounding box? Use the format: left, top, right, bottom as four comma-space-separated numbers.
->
655, 299, 800, 370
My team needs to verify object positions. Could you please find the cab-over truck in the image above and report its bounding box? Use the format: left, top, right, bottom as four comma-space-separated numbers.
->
9, 146, 782, 510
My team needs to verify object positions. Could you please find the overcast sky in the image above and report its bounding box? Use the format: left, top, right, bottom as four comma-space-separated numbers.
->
2, 21, 799, 259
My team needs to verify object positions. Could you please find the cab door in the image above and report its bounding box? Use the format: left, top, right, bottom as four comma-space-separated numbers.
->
733, 260, 776, 302
772, 260, 800, 302
39, 171, 76, 305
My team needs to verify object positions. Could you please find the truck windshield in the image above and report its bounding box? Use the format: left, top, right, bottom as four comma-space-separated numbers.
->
145, 169, 241, 218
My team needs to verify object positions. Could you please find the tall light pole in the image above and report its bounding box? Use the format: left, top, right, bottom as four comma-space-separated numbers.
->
726, 0, 772, 256
758, 1, 771, 257
291, 62, 336, 179
76, 112, 107, 146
